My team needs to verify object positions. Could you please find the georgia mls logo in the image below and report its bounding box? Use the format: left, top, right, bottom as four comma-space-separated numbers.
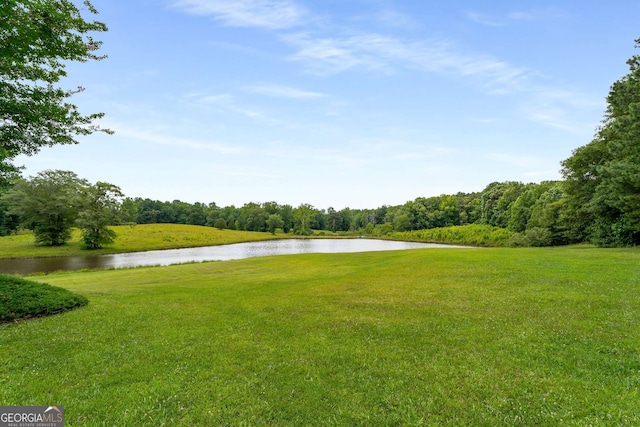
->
0, 406, 64, 427
44, 406, 63, 420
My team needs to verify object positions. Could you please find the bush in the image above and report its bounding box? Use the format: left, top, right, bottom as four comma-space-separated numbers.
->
81, 226, 117, 249
525, 227, 553, 247
508, 228, 554, 247
391, 224, 515, 247
590, 216, 637, 247
374, 223, 394, 236
508, 232, 529, 247
0, 275, 88, 322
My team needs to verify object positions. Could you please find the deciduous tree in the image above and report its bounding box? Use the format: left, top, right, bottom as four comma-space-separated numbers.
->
562, 38, 640, 245
77, 181, 123, 249
3, 170, 85, 245
266, 214, 284, 235
293, 203, 314, 235
1, 0, 111, 184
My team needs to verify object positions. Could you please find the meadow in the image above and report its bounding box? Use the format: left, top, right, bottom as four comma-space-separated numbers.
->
1, 245, 639, 425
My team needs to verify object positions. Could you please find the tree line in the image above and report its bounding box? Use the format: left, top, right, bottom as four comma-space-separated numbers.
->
130, 180, 572, 247
0, 175, 623, 248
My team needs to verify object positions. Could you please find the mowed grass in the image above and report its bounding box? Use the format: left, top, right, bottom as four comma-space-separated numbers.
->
1, 247, 640, 425
0, 224, 281, 258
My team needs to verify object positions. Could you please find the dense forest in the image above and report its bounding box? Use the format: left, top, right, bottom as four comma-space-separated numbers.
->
0, 175, 634, 248
86, 180, 575, 246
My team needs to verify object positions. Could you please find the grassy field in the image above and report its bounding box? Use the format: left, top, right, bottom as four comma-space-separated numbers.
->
0, 224, 282, 258
1, 246, 639, 425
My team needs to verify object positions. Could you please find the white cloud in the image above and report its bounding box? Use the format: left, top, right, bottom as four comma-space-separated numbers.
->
521, 88, 602, 134
285, 32, 532, 90
173, 1, 596, 136
465, 11, 504, 27
470, 117, 501, 124
243, 84, 328, 99
285, 29, 601, 133
507, 11, 535, 21
370, 9, 420, 30
524, 108, 587, 134
190, 93, 271, 119
467, 8, 562, 26
186, 92, 301, 128
193, 93, 235, 105
172, 0, 306, 29
283, 33, 388, 74
112, 122, 244, 154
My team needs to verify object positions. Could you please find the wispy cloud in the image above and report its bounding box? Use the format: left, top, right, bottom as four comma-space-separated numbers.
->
521, 88, 602, 134
284, 28, 600, 133
172, 0, 306, 29
243, 83, 328, 99
263, 137, 467, 172
466, 8, 560, 26
172, 1, 593, 135
466, 11, 504, 27
186, 92, 301, 128
367, 8, 420, 30
523, 107, 588, 134
112, 122, 244, 154
190, 93, 273, 120
285, 32, 532, 90
470, 117, 502, 124
283, 33, 388, 74
507, 11, 535, 21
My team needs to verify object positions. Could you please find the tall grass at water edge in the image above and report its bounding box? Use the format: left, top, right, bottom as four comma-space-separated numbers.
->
392, 224, 515, 247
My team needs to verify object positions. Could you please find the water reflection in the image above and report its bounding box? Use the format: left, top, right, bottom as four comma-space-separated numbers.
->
0, 239, 465, 275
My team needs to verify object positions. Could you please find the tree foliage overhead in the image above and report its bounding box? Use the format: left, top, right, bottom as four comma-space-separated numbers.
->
0, 0, 111, 183
562, 38, 640, 246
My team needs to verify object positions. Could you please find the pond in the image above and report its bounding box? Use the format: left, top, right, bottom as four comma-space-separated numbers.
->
0, 239, 467, 275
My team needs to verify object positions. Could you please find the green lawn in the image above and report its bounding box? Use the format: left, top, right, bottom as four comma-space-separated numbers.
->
1, 246, 639, 425
0, 224, 282, 258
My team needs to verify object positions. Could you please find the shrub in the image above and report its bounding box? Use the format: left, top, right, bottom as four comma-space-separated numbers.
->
508, 232, 529, 247
0, 275, 88, 322
525, 227, 553, 247
391, 224, 515, 247
374, 223, 394, 236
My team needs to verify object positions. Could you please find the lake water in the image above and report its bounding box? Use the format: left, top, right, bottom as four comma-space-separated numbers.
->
0, 239, 466, 275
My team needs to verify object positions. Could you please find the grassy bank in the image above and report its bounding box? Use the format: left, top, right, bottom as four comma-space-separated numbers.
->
0, 224, 281, 258
1, 246, 639, 425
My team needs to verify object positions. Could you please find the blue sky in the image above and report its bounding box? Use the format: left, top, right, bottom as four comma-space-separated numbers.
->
17, 0, 640, 209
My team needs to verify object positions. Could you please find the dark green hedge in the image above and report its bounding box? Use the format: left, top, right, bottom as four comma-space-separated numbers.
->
0, 275, 88, 322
